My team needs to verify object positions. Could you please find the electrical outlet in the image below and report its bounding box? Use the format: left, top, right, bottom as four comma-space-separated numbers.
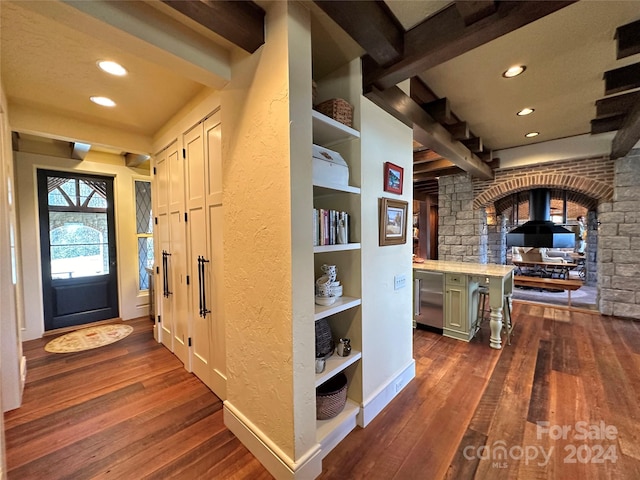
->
394, 274, 406, 290
395, 380, 403, 393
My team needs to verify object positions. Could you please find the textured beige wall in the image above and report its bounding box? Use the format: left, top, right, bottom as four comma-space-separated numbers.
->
221, 1, 315, 460
1, 83, 24, 417
0, 80, 10, 475
285, 1, 318, 461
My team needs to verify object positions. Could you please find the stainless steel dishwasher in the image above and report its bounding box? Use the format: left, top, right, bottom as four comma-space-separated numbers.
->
414, 270, 444, 331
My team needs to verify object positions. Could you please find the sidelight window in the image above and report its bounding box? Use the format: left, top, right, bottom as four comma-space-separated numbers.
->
135, 180, 153, 291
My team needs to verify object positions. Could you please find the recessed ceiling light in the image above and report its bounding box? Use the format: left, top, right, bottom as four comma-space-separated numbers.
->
97, 60, 127, 76
517, 108, 535, 116
502, 65, 526, 78
525, 131, 539, 138
90, 96, 116, 107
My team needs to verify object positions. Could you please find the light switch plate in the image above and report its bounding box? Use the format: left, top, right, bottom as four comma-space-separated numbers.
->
394, 274, 406, 290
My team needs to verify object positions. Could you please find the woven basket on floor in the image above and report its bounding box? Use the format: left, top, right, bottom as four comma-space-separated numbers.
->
316, 372, 348, 420
314, 98, 354, 128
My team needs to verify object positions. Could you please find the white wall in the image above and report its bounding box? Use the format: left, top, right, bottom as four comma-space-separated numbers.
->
360, 95, 415, 416
14, 150, 151, 340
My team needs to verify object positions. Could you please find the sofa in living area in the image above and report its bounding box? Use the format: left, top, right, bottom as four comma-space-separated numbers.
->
512, 246, 574, 263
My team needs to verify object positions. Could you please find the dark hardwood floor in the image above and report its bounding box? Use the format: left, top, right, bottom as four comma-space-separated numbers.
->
3, 318, 272, 480
5, 304, 640, 479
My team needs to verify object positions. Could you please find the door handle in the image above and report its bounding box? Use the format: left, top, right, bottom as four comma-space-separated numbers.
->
162, 250, 172, 297
200, 256, 211, 318
197, 256, 203, 317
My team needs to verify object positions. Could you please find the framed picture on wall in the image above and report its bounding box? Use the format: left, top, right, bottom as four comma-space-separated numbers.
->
383, 162, 403, 194
379, 198, 408, 246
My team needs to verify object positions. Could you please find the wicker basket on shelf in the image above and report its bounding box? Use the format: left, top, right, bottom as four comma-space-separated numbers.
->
314, 98, 354, 128
316, 372, 348, 420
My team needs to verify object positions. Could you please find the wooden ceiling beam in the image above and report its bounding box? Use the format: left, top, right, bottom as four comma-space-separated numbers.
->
363, 1, 575, 90
486, 158, 500, 170
409, 77, 439, 105
413, 149, 444, 165
616, 18, 640, 60
414, 182, 438, 190
414, 188, 439, 197
595, 91, 640, 118
479, 150, 493, 163
414, 167, 465, 181
454, 1, 497, 26
590, 115, 625, 135
603, 62, 640, 96
414, 159, 456, 174
422, 98, 453, 125
312, 0, 403, 66
413, 181, 437, 188
611, 96, 640, 159
364, 85, 494, 179
161, 0, 265, 53
445, 122, 471, 140
462, 136, 483, 153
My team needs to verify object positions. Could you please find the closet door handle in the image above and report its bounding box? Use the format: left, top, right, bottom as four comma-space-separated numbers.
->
162, 251, 167, 297
162, 250, 172, 297
197, 256, 204, 317
200, 257, 211, 318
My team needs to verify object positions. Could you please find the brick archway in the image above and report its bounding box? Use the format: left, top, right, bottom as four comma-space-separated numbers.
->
473, 173, 613, 209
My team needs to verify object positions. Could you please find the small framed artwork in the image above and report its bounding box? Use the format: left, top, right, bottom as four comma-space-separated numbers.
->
383, 162, 403, 194
379, 198, 408, 246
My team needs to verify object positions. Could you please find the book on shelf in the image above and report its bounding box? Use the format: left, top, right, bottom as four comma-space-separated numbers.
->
313, 209, 318, 247
313, 208, 350, 246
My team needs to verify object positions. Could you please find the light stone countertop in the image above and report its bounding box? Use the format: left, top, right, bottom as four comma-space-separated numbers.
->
413, 259, 515, 277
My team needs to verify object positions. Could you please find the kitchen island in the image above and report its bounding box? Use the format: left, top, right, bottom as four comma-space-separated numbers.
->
413, 260, 515, 349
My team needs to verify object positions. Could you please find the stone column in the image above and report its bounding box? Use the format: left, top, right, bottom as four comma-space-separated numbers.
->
487, 215, 507, 265
438, 173, 485, 263
597, 148, 640, 319
585, 210, 597, 286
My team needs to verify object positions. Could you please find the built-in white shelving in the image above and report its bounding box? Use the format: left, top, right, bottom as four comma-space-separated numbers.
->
313, 182, 360, 196
314, 296, 361, 321
316, 399, 360, 458
312, 110, 360, 146
315, 350, 362, 388
311, 93, 362, 461
314, 243, 361, 254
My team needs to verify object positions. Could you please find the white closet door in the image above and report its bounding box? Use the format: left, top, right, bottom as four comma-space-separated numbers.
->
169, 207, 189, 366
204, 112, 226, 399
184, 123, 211, 385
155, 148, 172, 348
157, 143, 188, 366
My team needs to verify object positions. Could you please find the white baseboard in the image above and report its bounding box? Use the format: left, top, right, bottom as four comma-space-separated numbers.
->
210, 369, 227, 401
224, 401, 322, 480
357, 359, 416, 427
20, 355, 27, 385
